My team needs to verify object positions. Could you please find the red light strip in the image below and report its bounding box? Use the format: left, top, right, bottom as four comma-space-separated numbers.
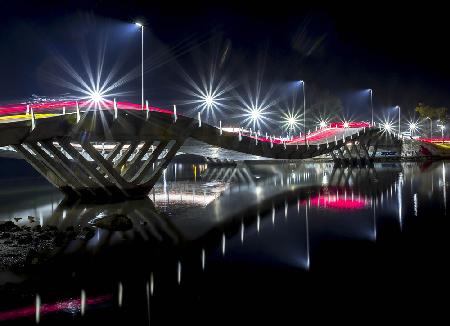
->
417, 138, 450, 143
0, 100, 370, 144
0, 294, 112, 321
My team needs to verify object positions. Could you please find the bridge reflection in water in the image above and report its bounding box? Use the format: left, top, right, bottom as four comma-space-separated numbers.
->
1, 161, 447, 324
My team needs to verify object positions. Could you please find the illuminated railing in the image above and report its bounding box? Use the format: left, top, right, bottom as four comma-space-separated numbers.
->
0, 100, 373, 146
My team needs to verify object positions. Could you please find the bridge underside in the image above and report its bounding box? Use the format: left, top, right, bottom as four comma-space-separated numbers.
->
0, 109, 399, 199
13, 139, 182, 199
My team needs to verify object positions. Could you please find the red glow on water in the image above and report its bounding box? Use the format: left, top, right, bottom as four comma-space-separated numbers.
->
0, 294, 112, 321
301, 194, 367, 210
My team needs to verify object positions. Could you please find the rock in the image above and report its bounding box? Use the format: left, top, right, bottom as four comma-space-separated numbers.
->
25, 249, 39, 265
42, 225, 58, 232
4, 253, 19, 258
0, 232, 10, 239
13, 217, 22, 222
92, 214, 133, 231
53, 232, 67, 247
33, 225, 42, 232
28, 216, 36, 223
66, 230, 77, 240
84, 226, 95, 239
65, 226, 75, 232
77, 227, 95, 240
17, 234, 33, 245
0, 221, 20, 232
39, 233, 52, 240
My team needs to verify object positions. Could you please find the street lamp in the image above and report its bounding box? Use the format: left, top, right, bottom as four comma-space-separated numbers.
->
437, 123, 445, 143
300, 80, 306, 142
426, 117, 432, 138
409, 122, 418, 137
369, 89, 374, 126
135, 22, 144, 110
395, 106, 401, 136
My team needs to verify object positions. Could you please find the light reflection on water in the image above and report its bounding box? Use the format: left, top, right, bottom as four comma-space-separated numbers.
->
0, 160, 448, 323
1, 161, 448, 254
0, 161, 448, 257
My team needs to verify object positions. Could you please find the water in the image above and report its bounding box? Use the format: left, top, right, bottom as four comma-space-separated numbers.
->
0, 159, 448, 324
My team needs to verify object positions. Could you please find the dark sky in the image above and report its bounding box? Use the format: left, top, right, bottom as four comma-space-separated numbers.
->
0, 0, 449, 122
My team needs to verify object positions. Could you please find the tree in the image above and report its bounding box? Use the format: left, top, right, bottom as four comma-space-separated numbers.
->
415, 103, 447, 122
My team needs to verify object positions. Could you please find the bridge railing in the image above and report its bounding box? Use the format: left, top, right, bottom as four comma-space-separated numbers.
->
1, 99, 378, 147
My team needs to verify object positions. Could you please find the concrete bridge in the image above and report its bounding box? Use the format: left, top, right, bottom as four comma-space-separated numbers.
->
0, 100, 400, 199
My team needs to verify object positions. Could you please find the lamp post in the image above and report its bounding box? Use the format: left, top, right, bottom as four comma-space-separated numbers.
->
426, 117, 432, 138
396, 106, 401, 136
135, 22, 144, 110
300, 80, 306, 142
438, 123, 445, 143
369, 89, 373, 126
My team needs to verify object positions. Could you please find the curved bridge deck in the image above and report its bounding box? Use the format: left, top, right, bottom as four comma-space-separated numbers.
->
0, 101, 400, 199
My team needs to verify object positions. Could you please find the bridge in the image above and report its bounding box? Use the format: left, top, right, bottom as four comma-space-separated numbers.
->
0, 100, 400, 199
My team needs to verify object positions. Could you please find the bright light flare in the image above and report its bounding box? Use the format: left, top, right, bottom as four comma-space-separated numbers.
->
42, 37, 136, 112
383, 123, 392, 132
204, 95, 215, 108
135, 22, 143, 27
235, 63, 278, 131
409, 121, 419, 133
239, 101, 273, 130
251, 107, 262, 121
244, 104, 270, 130
404, 118, 421, 136
380, 120, 394, 133
236, 87, 276, 131
90, 91, 104, 103
319, 120, 327, 129
179, 59, 234, 123
281, 109, 301, 132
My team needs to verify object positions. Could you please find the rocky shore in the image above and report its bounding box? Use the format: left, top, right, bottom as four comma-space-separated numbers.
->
0, 214, 133, 273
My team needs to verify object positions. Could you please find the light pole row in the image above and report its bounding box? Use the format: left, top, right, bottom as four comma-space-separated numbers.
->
127, 24, 443, 141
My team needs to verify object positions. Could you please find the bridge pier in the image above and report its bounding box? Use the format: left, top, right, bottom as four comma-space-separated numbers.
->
13, 138, 185, 199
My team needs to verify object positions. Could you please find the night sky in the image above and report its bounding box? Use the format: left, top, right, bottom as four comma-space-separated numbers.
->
1, 1, 449, 124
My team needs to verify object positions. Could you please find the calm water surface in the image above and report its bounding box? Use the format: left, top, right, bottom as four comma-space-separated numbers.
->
0, 159, 448, 324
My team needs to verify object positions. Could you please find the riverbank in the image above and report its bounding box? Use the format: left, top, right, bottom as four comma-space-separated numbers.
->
0, 221, 94, 274
0, 214, 134, 274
